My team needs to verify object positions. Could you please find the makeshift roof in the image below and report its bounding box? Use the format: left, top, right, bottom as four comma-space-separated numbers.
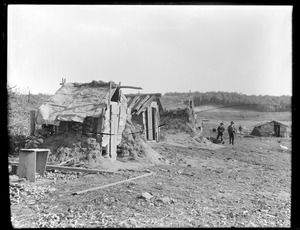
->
125, 93, 163, 115
254, 120, 289, 128
36, 81, 119, 125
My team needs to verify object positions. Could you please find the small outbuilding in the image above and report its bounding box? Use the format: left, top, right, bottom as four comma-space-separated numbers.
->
125, 93, 163, 142
250, 120, 289, 137
35, 80, 128, 160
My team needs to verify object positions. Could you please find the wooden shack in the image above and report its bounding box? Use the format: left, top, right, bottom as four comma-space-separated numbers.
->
35, 80, 128, 160
125, 93, 163, 141
250, 120, 289, 137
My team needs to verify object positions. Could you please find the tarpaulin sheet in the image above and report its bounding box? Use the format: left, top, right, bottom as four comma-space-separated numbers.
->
36, 82, 116, 125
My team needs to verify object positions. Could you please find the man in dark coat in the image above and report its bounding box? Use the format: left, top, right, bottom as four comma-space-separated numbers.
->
216, 122, 225, 143
228, 121, 236, 145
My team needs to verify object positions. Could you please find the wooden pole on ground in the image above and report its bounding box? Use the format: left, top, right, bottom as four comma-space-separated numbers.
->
9, 161, 120, 175
73, 172, 155, 195
29, 110, 36, 136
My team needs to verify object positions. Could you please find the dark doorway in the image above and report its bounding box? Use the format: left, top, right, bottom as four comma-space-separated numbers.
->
274, 124, 280, 137
152, 108, 157, 141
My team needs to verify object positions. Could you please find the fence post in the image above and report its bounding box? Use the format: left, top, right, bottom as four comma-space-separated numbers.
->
30, 110, 36, 136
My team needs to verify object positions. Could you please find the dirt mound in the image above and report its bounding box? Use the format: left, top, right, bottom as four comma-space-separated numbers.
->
40, 132, 103, 166
158, 108, 223, 150
160, 108, 199, 137
118, 120, 163, 164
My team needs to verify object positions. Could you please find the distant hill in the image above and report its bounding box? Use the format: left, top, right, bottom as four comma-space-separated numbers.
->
162, 91, 291, 112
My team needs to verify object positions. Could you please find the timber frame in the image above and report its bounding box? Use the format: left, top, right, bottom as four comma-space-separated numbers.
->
125, 93, 163, 142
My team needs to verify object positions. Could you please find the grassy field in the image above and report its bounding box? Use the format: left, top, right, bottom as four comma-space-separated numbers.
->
194, 105, 291, 137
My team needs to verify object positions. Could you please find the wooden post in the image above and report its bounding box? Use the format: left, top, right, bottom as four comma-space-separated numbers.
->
188, 90, 191, 107
142, 111, 147, 139
110, 103, 119, 160
107, 81, 112, 156
30, 110, 36, 136
147, 107, 153, 140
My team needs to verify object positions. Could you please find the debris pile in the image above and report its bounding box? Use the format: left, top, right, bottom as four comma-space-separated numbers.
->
25, 135, 45, 149
39, 132, 103, 165
9, 182, 56, 204
160, 108, 198, 136
118, 120, 163, 164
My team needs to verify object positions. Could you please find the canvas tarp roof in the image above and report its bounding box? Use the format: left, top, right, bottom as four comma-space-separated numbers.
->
36, 81, 117, 125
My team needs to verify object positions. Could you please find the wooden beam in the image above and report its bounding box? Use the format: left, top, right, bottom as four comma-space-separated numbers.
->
30, 110, 36, 136
72, 172, 155, 195
125, 93, 161, 97
119, 86, 142, 90
128, 95, 140, 109
9, 162, 120, 175
132, 95, 150, 113
136, 95, 155, 115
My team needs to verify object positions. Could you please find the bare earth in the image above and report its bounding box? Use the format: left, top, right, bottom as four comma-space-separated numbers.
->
10, 134, 291, 228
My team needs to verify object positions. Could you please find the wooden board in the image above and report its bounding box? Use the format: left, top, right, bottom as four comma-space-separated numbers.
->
128, 96, 140, 109
132, 95, 150, 112
9, 162, 120, 175
142, 111, 147, 139
116, 104, 127, 144
136, 95, 155, 115
35, 150, 49, 176
147, 107, 153, 140
110, 103, 119, 160
73, 172, 155, 195
18, 150, 36, 182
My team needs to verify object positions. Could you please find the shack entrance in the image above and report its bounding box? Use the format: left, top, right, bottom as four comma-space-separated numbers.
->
274, 124, 280, 137
125, 93, 163, 142
145, 106, 158, 141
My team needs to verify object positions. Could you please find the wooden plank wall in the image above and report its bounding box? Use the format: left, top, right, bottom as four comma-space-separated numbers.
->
110, 103, 119, 160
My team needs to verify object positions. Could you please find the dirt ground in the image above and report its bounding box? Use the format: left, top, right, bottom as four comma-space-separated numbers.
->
9, 133, 291, 228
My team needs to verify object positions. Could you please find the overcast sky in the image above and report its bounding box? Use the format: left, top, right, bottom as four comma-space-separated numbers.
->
7, 5, 292, 96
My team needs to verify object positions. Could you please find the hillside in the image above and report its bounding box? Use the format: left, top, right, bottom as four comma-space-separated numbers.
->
163, 91, 291, 112
8, 86, 52, 154
8, 86, 52, 135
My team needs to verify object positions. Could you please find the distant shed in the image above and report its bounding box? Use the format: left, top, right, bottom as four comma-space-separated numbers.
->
250, 120, 289, 137
125, 93, 163, 141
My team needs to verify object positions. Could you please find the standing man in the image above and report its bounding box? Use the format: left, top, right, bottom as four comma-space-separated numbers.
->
228, 121, 236, 145
216, 122, 225, 143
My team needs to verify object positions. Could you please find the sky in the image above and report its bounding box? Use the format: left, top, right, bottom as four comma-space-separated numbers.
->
7, 5, 292, 96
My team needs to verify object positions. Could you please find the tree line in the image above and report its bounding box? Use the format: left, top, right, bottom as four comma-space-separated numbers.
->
164, 91, 291, 112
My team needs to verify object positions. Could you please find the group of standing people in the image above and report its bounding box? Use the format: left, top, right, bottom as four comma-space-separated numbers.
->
216, 121, 236, 145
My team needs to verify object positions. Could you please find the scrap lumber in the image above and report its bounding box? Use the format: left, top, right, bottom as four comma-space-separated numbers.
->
56, 158, 74, 166
73, 172, 155, 195
9, 162, 120, 175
